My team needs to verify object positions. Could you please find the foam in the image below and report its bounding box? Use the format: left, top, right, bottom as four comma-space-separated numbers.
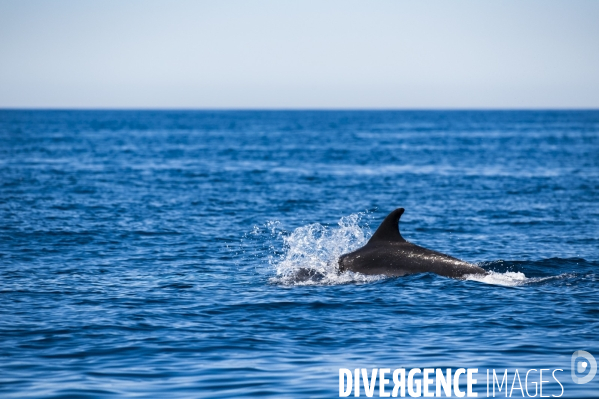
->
465, 271, 529, 287
466, 269, 575, 287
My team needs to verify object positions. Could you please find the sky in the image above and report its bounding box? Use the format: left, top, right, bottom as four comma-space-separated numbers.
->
0, 0, 598, 109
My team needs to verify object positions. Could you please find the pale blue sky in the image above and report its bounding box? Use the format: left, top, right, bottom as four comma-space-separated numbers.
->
1, 0, 598, 108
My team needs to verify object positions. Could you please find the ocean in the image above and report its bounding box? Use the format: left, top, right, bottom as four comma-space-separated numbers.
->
0, 110, 598, 398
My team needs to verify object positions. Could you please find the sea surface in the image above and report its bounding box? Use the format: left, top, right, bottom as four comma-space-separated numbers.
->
0, 110, 598, 398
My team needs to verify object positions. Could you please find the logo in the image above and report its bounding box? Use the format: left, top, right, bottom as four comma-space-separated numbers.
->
571, 350, 597, 384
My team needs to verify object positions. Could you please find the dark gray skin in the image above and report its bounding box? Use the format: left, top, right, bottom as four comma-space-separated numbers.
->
338, 208, 486, 278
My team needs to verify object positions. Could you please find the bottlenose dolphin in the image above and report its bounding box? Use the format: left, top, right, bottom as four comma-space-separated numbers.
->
338, 208, 486, 278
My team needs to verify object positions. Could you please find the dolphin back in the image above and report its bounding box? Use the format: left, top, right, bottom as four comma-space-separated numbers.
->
338, 208, 487, 278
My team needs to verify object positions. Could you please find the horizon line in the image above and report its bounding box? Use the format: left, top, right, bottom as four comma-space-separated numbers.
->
1, 107, 599, 112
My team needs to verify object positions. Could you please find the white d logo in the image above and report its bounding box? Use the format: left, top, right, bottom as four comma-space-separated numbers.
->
571, 350, 597, 384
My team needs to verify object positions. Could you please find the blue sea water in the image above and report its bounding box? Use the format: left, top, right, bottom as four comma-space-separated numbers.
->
0, 110, 598, 398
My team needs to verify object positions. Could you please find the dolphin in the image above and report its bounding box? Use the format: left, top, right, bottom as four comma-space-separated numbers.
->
338, 208, 486, 278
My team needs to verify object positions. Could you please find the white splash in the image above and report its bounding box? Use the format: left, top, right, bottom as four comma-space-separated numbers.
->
465, 271, 530, 287
466, 269, 575, 287
267, 213, 385, 285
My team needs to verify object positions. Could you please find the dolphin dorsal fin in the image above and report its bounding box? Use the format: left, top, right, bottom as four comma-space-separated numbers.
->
368, 208, 406, 244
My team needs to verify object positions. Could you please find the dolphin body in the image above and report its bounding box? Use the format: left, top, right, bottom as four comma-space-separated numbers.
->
338, 208, 486, 278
